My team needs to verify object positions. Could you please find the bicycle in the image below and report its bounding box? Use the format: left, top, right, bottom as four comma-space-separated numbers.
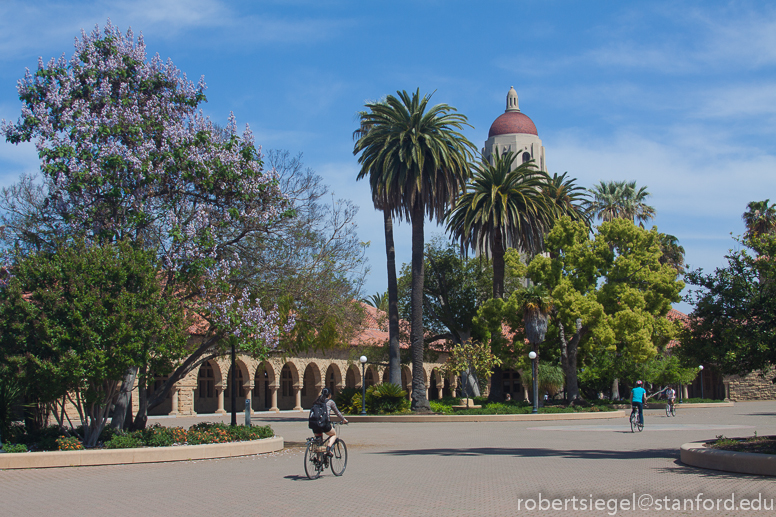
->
630, 405, 644, 432
304, 422, 348, 479
665, 399, 676, 417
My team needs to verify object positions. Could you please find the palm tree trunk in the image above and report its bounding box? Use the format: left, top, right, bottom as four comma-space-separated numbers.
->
492, 233, 505, 299
410, 203, 430, 411
384, 209, 401, 386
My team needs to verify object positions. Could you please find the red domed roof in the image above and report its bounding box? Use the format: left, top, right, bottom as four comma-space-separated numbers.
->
488, 111, 538, 138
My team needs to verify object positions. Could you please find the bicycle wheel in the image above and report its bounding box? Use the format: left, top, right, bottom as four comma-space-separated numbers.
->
637, 420, 644, 432
665, 404, 670, 417
330, 439, 348, 476
630, 412, 636, 433
304, 441, 322, 479
670, 404, 676, 417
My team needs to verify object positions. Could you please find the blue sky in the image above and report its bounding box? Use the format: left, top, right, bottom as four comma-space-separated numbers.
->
1, 1, 775, 314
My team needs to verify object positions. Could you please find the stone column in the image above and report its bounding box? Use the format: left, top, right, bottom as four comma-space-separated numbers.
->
216, 387, 226, 414
169, 387, 179, 416
177, 386, 197, 416
269, 385, 279, 413
682, 384, 689, 400
437, 386, 443, 400
293, 384, 303, 411
245, 384, 254, 414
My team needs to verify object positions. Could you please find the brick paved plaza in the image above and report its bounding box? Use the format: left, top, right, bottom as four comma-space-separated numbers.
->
2, 401, 775, 516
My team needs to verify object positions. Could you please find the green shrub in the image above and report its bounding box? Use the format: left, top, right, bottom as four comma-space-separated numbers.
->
105, 432, 144, 449
369, 383, 409, 414
147, 431, 174, 448
429, 401, 453, 414
335, 388, 360, 413
2, 442, 28, 453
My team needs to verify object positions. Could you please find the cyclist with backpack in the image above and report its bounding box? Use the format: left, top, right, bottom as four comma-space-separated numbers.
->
308, 388, 347, 456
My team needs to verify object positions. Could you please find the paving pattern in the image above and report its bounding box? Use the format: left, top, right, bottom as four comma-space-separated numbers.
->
1, 402, 775, 516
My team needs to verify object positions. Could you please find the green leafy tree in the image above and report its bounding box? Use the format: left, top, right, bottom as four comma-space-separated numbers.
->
353, 89, 475, 411
396, 237, 492, 396
528, 217, 684, 401
680, 233, 776, 376
442, 340, 502, 400
447, 151, 552, 299
0, 239, 188, 446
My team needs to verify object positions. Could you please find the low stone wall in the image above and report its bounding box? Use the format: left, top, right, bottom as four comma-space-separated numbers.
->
0, 436, 284, 470
726, 370, 776, 401
681, 441, 776, 476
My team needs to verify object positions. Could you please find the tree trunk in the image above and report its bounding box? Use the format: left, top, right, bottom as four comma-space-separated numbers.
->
409, 204, 430, 412
489, 365, 504, 402
492, 233, 505, 299
384, 209, 402, 386
131, 364, 148, 431
559, 319, 585, 402
611, 378, 620, 400
110, 366, 138, 430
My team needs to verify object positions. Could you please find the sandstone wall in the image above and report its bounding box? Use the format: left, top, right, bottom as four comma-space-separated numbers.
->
726, 370, 776, 401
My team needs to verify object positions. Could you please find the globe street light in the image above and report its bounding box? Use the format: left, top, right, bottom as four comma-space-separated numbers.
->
528, 351, 538, 414
360, 355, 368, 415
698, 365, 704, 400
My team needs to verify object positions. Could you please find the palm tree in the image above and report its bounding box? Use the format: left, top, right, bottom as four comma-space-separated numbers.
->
354, 89, 475, 411
353, 104, 402, 387
658, 233, 685, 274
362, 291, 388, 311
743, 199, 776, 240
543, 172, 590, 226
588, 180, 655, 227
446, 151, 552, 299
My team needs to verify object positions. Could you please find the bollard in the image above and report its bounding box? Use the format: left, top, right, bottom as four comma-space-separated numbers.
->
244, 398, 251, 426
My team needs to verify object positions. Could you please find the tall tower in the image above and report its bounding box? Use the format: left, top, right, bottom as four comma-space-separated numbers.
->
482, 87, 546, 171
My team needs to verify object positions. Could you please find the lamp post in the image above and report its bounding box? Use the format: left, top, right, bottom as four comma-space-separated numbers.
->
528, 351, 538, 414
360, 355, 368, 415
698, 365, 704, 400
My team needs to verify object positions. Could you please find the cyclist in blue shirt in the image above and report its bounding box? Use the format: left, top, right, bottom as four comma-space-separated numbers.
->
631, 380, 647, 425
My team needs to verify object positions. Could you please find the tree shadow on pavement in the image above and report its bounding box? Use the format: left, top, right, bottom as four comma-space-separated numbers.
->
375, 447, 678, 460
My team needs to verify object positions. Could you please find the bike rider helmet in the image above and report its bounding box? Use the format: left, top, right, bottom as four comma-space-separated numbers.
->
636, 380, 643, 385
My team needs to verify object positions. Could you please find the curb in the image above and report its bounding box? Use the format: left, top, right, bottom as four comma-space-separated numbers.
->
0, 436, 284, 470
336, 410, 626, 423
680, 441, 776, 476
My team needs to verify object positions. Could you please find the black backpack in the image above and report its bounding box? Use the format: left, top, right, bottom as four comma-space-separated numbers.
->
308, 401, 329, 429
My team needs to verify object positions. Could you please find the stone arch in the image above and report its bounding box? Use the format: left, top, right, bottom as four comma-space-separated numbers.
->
401, 366, 412, 399
325, 363, 343, 395
429, 368, 444, 401
502, 368, 522, 401
364, 364, 378, 388
301, 361, 323, 409
222, 359, 250, 413
147, 375, 172, 415
253, 361, 277, 411
194, 359, 222, 414
345, 364, 360, 389
278, 361, 300, 410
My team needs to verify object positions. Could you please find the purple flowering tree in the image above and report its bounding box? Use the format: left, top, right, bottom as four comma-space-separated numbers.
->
1, 21, 295, 429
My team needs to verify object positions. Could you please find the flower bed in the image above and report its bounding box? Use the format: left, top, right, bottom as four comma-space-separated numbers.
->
1, 422, 273, 453
708, 434, 776, 455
